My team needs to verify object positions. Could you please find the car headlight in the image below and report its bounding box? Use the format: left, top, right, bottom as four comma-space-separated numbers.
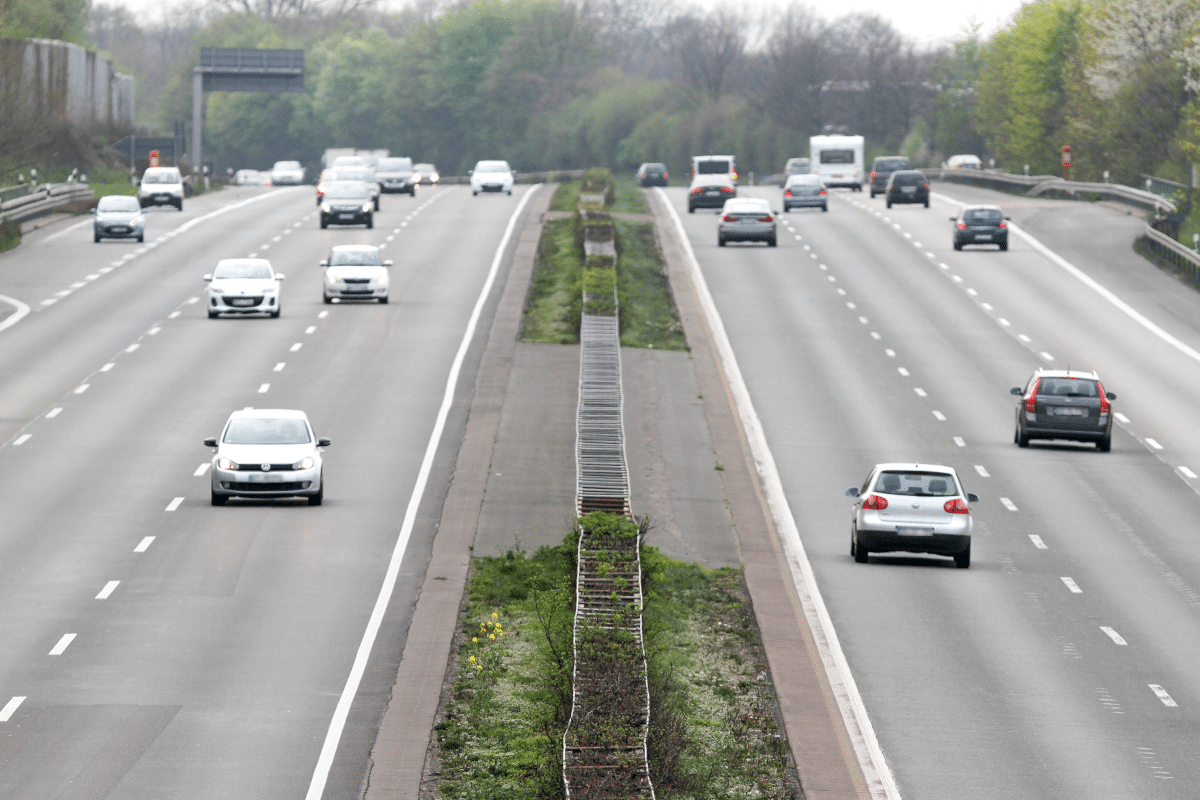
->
362, 203, 372, 213
328, 275, 342, 284
294, 456, 315, 470
133, 215, 144, 225
412, 173, 421, 182
430, 173, 439, 182
217, 457, 237, 470
321, 203, 331, 213
376, 274, 389, 285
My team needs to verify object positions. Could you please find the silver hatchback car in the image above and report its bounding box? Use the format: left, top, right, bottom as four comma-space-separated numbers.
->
717, 198, 777, 246
845, 463, 978, 568
205, 409, 329, 506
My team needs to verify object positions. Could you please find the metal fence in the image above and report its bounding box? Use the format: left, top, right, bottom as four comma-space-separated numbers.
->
1138, 224, 1200, 283
932, 168, 1176, 215
0, 182, 95, 226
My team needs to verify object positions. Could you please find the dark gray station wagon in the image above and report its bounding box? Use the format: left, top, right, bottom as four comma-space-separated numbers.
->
1012, 369, 1116, 451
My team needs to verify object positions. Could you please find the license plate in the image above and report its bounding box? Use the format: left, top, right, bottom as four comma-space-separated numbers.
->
345, 288, 370, 293
339, 213, 354, 220
111, 227, 129, 233
1052, 407, 1086, 416
901, 186, 916, 194
896, 526, 934, 536
706, 190, 719, 196
230, 298, 255, 307
975, 234, 992, 240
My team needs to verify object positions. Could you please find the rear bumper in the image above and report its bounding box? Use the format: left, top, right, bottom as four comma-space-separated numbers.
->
858, 529, 971, 556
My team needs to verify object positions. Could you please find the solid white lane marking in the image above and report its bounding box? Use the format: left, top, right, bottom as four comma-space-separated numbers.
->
305, 326, 316, 334
194, 463, 210, 476
48, 633, 76, 655
1001, 497, 1018, 511
953, 436, 966, 447
290, 343, 302, 352
74, 384, 89, 394
165, 497, 184, 511
101, 363, 114, 372
13, 434, 31, 445
1029, 535, 1047, 549
1149, 685, 1178, 707
897, 367, 909, 376
974, 464, 990, 477
914, 387, 927, 397
932, 410, 946, 421
1145, 438, 1163, 450
46, 408, 61, 418
274, 362, 285, 372
96, 581, 119, 599
1100, 626, 1127, 645
1114, 412, 1129, 423
1061, 577, 1082, 593
1179, 467, 1197, 479
305, 183, 537, 800
135, 536, 155, 552
0, 697, 26, 721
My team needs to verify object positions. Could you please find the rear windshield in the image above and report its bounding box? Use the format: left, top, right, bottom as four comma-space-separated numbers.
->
97, 196, 140, 212
963, 209, 1003, 224
214, 261, 273, 280
820, 149, 855, 164
1038, 378, 1099, 397
874, 471, 957, 497
142, 169, 180, 184
223, 417, 311, 445
893, 172, 925, 185
874, 158, 909, 171
696, 160, 731, 174
330, 249, 383, 266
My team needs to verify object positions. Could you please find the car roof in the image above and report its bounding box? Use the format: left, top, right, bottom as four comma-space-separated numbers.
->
1032, 368, 1100, 379
873, 463, 959, 476
962, 204, 1002, 211
216, 258, 272, 268
227, 408, 309, 421
330, 244, 380, 253
786, 174, 821, 182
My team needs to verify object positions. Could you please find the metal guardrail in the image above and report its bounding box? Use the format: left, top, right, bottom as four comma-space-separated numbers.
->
1139, 224, 1200, 282
0, 182, 94, 225
932, 168, 1176, 214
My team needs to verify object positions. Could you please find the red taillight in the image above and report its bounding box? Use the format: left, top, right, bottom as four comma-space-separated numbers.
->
785, 190, 792, 196
758, 215, 773, 222
998, 221, 1007, 229
663, 172, 669, 179
1098, 381, 1110, 415
721, 186, 735, 193
1024, 378, 1041, 413
944, 498, 970, 514
722, 214, 736, 222
862, 494, 888, 510
870, 171, 876, 179
923, 183, 929, 190
958, 223, 967, 230
819, 188, 827, 195
690, 187, 703, 194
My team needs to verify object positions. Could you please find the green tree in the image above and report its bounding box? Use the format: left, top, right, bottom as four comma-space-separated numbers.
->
1, 0, 90, 43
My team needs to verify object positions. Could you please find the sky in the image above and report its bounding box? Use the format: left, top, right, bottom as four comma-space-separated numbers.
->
104, 0, 1029, 47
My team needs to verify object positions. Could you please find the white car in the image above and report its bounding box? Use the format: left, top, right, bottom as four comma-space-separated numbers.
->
233, 169, 268, 186
203, 258, 284, 318
322, 244, 392, 304
470, 160, 514, 195
204, 409, 328, 506
943, 154, 983, 170
270, 160, 306, 185
139, 166, 184, 210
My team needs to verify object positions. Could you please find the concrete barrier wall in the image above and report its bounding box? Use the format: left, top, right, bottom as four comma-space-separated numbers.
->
0, 37, 134, 128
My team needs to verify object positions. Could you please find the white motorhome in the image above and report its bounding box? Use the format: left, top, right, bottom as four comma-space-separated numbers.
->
810, 135, 864, 190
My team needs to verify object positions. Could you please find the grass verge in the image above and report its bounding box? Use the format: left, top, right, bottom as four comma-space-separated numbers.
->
615, 218, 687, 351
0, 218, 21, 254
428, 535, 801, 800
523, 217, 583, 343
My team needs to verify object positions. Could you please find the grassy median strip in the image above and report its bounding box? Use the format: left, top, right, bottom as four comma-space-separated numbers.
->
429, 535, 800, 800
523, 216, 584, 343
616, 218, 686, 351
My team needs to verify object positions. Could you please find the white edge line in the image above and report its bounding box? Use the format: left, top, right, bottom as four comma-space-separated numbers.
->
657, 187, 899, 800
304, 184, 539, 800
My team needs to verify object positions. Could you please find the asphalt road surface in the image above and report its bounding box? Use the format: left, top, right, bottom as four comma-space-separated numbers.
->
664, 182, 1200, 800
0, 183, 537, 799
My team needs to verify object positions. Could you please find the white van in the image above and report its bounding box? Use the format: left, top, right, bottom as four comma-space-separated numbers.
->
139, 166, 184, 210
810, 135, 864, 191
691, 155, 737, 185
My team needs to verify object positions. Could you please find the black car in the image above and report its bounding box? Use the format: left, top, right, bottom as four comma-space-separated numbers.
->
869, 156, 911, 197
952, 205, 1010, 250
636, 162, 669, 187
1011, 369, 1116, 451
687, 175, 736, 212
319, 181, 374, 229
884, 170, 929, 208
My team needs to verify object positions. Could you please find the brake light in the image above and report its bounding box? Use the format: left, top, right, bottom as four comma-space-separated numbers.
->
722, 214, 736, 222
690, 187, 703, 194
862, 494, 888, 510
820, 188, 827, 195
944, 498, 970, 514
870, 171, 876, 179
785, 190, 792, 196
958, 223, 967, 230
1098, 382, 1110, 416
1024, 378, 1041, 413
998, 221, 1007, 229
758, 215, 773, 222
923, 183, 929, 190
721, 186, 735, 193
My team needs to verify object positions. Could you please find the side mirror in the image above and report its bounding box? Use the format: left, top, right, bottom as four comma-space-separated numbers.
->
845, 487, 860, 497
383, 259, 393, 267
318, 438, 331, 447
967, 493, 979, 503
203, 437, 217, 447
318, 259, 329, 267
1010, 387, 1023, 395
203, 274, 213, 281
90, 208, 97, 215
1005, 216, 1012, 220
275, 274, 285, 280
467, 170, 473, 176
949, 217, 957, 221
1106, 392, 1116, 400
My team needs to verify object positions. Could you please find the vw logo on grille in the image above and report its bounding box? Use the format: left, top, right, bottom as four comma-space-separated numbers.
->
261, 463, 271, 471
912, 503, 920, 509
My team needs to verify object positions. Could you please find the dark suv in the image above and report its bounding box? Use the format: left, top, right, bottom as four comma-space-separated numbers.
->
885, 170, 929, 208
636, 163, 669, 187
1011, 369, 1116, 451
869, 156, 911, 197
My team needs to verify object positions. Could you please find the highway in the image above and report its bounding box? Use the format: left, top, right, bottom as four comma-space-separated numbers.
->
0, 183, 537, 799
662, 183, 1200, 800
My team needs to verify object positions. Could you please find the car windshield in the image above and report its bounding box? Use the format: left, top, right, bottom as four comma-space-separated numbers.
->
476, 161, 511, 173
414, 163, 435, 172
330, 249, 382, 266
696, 160, 731, 174
97, 196, 140, 212
820, 149, 855, 164
336, 169, 373, 182
214, 261, 273, 280
142, 170, 180, 184
326, 184, 369, 200
377, 159, 412, 171
963, 209, 1003, 224
1039, 378, 1099, 397
874, 471, 957, 497
223, 417, 311, 445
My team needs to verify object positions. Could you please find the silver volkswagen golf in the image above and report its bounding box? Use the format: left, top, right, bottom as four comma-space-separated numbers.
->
845, 463, 978, 568
205, 409, 329, 506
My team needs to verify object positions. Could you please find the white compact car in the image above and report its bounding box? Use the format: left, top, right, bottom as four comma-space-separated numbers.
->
322, 244, 392, 304
203, 258, 284, 318
139, 166, 184, 210
470, 160, 514, 195
204, 409, 329, 506
269, 160, 306, 185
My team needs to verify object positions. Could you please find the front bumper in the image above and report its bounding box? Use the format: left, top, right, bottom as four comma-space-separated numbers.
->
325, 282, 387, 299
95, 220, 143, 238
322, 209, 372, 226
474, 182, 511, 193
379, 179, 414, 193
140, 192, 181, 206
209, 291, 279, 314
212, 466, 321, 498
719, 223, 775, 242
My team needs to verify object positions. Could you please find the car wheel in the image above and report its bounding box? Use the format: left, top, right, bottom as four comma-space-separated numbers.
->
270, 307, 281, 318
472, 190, 478, 196
854, 538, 869, 563
954, 542, 971, 569
768, 236, 777, 247
374, 199, 380, 211
137, 233, 144, 242
208, 309, 219, 319
718, 236, 726, 247
783, 206, 789, 213
211, 491, 227, 506
870, 190, 875, 198
366, 216, 373, 229
822, 205, 827, 212
308, 480, 323, 506
94, 233, 101, 243
924, 199, 929, 208
1097, 434, 1111, 453
953, 241, 962, 251
323, 294, 332, 304
379, 296, 389, 304
688, 205, 694, 214
886, 199, 892, 209
1000, 241, 1008, 251
320, 219, 328, 229
1015, 424, 1029, 448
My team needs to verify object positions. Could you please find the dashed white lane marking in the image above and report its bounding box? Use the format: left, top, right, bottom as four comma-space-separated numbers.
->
953, 436, 966, 447
258, 383, 270, 393
998, 318, 1011, 327
165, 497, 184, 512
1100, 626, 1127, 645
46, 408, 61, 418
135, 536, 155, 552
1061, 577, 1082, 593
318, 310, 329, 319
1179, 467, 1197, 479
1029, 535, 1048, 549
125, 343, 139, 352
1000, 497, 1018, 511
1114, 412, 1130, 423
95, 580, 120, 600
194, 463, 210, 476
48, 633, 76, 655
884, 348, 895, 356
870, 332, 881, 340
290, 343, 303, 352
101, 363, 114, 372
40, 299, 57, 307
1018, 334, 1031, 343
187, 296, 199, 304
1145, 438, 1163, 450
1149, 685, 1178, 707
932, 410, 946, 421
828, 276, 837, 283
952, 275, 963, 283
897, 367, 909, 376
274, 362, 286, 372
305, 326, 316, 334
14, 434, 31, 445
981, 303, 993, 311
168, 311, 180, 319
847, 302, 856, 309
836, 288, 846, 295
1040, 351, 1054, 362
149, 327, 161, 335
914, 387, 927, 397
926, 252, 935, 259
0, 697, 25, 721
974, 465, 990, 477
74, 384, 89, 395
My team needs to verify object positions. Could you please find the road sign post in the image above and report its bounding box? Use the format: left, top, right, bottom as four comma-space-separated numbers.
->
1061, 145, 1072, 181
